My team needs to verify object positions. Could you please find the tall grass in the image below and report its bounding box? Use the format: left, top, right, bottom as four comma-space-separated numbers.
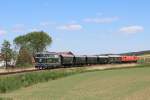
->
0, 68, 85, 93
0, 97, 12, 100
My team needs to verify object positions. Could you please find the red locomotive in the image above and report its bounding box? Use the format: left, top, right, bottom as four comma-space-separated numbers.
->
121, 56, 139, 63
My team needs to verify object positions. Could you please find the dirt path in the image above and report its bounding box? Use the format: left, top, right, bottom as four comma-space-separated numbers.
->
0, 67, 36, 74
86, 63, 138, 71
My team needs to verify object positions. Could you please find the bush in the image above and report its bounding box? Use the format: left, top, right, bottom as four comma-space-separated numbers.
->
15, 47, 33, 67
15, 63, 33, 68
0, 68, 85, 93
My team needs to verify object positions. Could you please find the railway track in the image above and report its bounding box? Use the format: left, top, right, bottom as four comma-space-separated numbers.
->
0, 63, 138, 76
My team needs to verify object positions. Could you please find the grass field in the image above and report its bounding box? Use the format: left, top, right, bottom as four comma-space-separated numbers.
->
1, 66, 150, 100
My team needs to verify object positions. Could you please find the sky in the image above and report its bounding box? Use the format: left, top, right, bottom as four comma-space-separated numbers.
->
0, 0, 149, 55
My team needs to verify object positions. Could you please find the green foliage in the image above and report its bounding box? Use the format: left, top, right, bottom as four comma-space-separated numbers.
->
13, 35, 28, 48
1, 40, 13, 68
0, 68, 85, 93
15, 47, 33, 67
1, 40, 12, 61
13, 31, 52, 54
26, 31, 52, 53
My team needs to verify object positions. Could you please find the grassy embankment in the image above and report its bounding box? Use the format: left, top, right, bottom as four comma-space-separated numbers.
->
0, 67, 88, 93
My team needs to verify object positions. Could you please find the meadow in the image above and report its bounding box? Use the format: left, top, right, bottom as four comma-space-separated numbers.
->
1, 65, 150, 100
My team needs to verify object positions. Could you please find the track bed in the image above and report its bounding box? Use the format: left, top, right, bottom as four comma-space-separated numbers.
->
0, 63, 138, 76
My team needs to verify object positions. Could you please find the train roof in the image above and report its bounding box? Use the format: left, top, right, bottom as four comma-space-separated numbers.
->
60, 54, 74, 57
57, 51, 74, 57
108, 55, 121, 57
86, 55, 98, 57
74, 55, 86, 57
98, 56, 109, 58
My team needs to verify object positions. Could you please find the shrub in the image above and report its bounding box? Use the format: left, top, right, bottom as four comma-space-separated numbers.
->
15, 47, 33, 67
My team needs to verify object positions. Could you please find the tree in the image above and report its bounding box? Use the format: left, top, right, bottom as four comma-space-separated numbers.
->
14, 31, 52, 54
27, 31, 52, 54
13, 35, 28, 48
1, 40, 13, 68
16, 47, 33, 67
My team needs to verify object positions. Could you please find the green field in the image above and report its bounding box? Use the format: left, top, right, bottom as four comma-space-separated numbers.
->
1, 67, 150, 100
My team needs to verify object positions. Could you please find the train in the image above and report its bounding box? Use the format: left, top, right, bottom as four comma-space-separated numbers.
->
34, 52, 139, 69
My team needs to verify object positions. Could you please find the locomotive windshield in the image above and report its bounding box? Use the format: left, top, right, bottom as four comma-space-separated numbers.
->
36, 54, 44, 57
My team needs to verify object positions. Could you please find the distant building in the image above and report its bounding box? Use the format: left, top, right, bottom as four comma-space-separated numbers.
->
0, 53, 16, 67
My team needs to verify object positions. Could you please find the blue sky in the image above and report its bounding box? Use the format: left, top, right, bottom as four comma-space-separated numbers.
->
0, 0, 149, 55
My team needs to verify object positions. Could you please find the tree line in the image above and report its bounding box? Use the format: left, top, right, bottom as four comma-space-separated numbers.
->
0, 31, 52, 68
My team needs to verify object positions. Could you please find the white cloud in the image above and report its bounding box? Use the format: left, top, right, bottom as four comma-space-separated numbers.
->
57, 24, 82, 31
40, 22, 50, 27
119, 25, 144, 34
30, 28, 40, 32
83, 16, 119, 23
0, 29, 7, 35
40, 21, 56, 27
